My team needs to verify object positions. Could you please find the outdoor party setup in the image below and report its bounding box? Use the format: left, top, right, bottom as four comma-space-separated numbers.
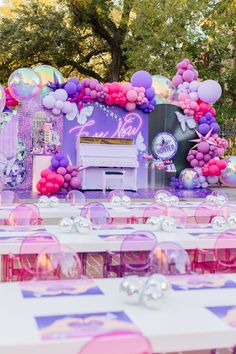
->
0, 58, 234, 195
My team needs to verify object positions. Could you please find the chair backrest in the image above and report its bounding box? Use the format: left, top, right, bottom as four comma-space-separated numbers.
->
219, 204, 236, 220
195, 201, 218, 224
149, 241, 191, 275
8, 203, 41, 226
80, 202, 111, 225
214, 230, 236, 268
79, 331, 152, 354
36, 244, 82, 280
143, 202, 168, 220
19, 232, 59, 276
1, 190, 19, 205
166, 206, 188, 225
120, 231, 157, 272
66, 190, 86, 206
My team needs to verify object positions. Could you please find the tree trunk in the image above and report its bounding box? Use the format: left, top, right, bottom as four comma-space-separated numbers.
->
109, 45, 123, 81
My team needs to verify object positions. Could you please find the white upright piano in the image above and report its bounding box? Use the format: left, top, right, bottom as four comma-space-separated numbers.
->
76, 137, 139, 191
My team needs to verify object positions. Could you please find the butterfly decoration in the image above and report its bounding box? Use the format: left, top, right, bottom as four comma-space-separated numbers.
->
65, 104, 94, 125
136, 131, 146, 152
175, 112, 197, 132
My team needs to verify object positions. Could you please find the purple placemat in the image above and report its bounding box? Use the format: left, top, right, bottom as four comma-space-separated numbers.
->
170, 274, 236, 291
207, 305, 236, 328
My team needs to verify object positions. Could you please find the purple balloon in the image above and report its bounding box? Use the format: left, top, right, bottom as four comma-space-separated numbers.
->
69, 77, 80, 85
64, 173, 72, 182
131, 70, 153, 88
198, 141, 210, 153
207, 175, 218, 184
60, 158, 69, 168
198, 123, 210, 135
66, 165, 74, 173
55, 153, 64, 161
198, 80, 222, 103
199, 116, 207, 124
70, 176, 81, 189
145, 87, 155, 100
64, 81, 77, 95
51, 158, 60, 170
210, 122, 220, 134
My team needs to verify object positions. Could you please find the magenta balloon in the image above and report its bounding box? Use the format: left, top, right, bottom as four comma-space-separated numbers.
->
182, 70, 195, 82
198, 141, 210, 153
64, 173, 72, 182
198, 80, 222, 103
71, 171, 77, 177
66, 165, 74, 173
191, 159, 198, 167
131, 70, 152, 89
70, 176, 81, 189
57, 167, 67, 175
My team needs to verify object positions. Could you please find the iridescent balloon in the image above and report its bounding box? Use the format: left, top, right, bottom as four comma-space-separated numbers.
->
8, 68, 42, 101
0, 85, 6, 113
33, 65, 64, 97
179, 168, 200, 189
220, 157, 236, 187
152, 75, 175, 104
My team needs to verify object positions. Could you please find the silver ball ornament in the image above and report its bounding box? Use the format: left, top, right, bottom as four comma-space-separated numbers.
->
142, 283, 164, 310
59, 217, 74, 233
74, 216, 92, 234
155, 192, 169, 203
49, 196, 59, 208
206, 195, 216, 202
161, 217, 176, 232
211, 216, 226, 229
227, 215, 236, 227
122, 195, 131, 207
38, 196, 50, 208
120, 276, 144, 304
170, 196, 179, 206
111, 195, 122, 207
146, 216, 161, 230
146, 274, 170, 292
216, 195, 226, 207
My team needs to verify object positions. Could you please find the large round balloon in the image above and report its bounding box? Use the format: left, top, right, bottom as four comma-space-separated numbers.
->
3, 160, 27, 188
33, 65, 64, 97
0, 85, 6, 113
198, 80, 222, 103
179, 168, 200, 189
8, 68, 42, 101
152, 75, 175, 104
220, 156, 236, 187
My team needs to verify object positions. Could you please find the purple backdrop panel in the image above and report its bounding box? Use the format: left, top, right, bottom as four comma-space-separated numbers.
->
63, 103, 148, 188
0, 112, 18, 159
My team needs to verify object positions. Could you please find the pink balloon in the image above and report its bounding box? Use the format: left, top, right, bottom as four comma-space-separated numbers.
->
84, 87, 91, 96
70, 176, 81, 189
90, 90, 97, 99
109, 82, 121, 94
178, 92, 189, 101
66, 165, 74, 173
89, 79, 99, 90
64, 173, 72, 182
172, 74, 183, 87
122, 82, 133, 92
57, 167, 67, 175
182, 70, 195, 82
191, 159, 199, 167
196, 152, 203, 160
198, 142, 210, 153
125, 102, 136, 111
126, 89, 138, 102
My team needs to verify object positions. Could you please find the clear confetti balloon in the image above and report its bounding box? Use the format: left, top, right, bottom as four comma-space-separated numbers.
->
220, 156, 236, 187
33, 65, 64, 97
0, 85, 6, 113
8, 68, 42, 101
152, 75, 175, 104
179, 168, 200, 189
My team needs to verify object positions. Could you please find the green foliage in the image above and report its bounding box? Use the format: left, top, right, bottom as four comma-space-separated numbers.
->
0, 0, 235, 121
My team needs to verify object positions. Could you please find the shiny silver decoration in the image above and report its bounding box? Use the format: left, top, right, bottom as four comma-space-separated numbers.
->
169, 195, 179, 206
227, 215, 236, 227
122, 195, 131, 207
161, 217, 176, 232
111, 195, 122, 207
59, 217, 74, 233
146, 274, 170, 292
49, 196, 59, 208
206, 194, 226, 207
155, 192, 170, 203
142, 283, 164, 310
146, 216, 162, 231
211, 216, 226, 229
120, 276, 144, 304
74, 216, 92, 234
38, 195, 50, 207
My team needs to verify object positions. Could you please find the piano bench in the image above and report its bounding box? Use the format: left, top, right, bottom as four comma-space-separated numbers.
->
102, 171, 125, 192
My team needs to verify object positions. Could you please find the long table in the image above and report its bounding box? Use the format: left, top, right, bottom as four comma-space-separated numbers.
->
0, 223, 232, 255
0, 275, 236, 353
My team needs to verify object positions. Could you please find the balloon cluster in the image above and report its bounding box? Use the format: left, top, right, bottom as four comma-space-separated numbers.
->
42, 89, 73, 116
36, 169, 64, 195
198, 112, 220, 135
172, 58, 198, 87
50, 153, 81, 191
176, 167, 218, 189
3, 87, 18, 110
202, 159, 227, 177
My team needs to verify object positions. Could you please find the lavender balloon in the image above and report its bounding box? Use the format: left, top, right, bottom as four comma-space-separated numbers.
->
198, 80, 222, 103
131, 70, 153, 88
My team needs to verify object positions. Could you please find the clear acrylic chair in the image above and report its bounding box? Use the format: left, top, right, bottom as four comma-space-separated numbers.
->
108, 190, 132, 223
149, 241, 191, 275
66, 190, 86, 206
80, 202, 111, 225
166, 206, 188, 225
195, 201, 219, 224
36, 244, 82, 280
6, 203, 42, 226
79, 331, 152, 354
1, 190, 19, 205
214, 229, 236, 272
143, 202, 168, 223
105, 231, 157, 277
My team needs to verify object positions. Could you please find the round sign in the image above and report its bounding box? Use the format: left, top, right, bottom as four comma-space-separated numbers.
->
152, 132, 178, 160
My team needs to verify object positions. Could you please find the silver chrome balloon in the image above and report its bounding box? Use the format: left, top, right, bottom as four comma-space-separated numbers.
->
111, 195, 122, 207
49, 196, 59, 208
142, 283, 163, 309
120, 276, 144, 304
146, 274, 170, 292
155, 192, 170, 203
161, 217, 176, 232
59, 217, 74, 233
122, 195, 131, 207
38, 195, 50, 207
146, 216, 162, 231
74, 216, 92, 234
211, 216, 226, 229
170, 195, 179, 206
227, 215, 236, 227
